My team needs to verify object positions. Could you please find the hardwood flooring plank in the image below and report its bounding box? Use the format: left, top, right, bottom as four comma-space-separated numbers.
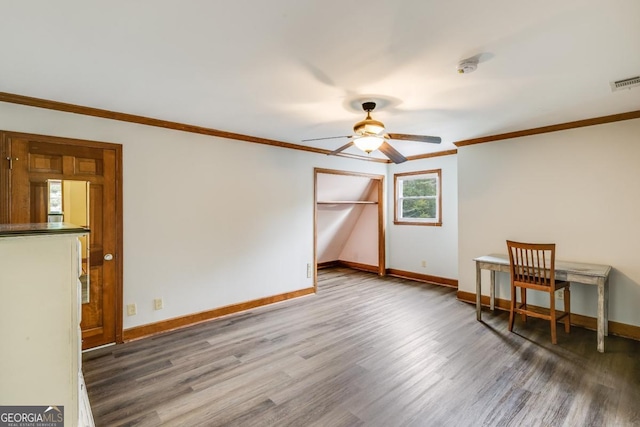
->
307, 408, 365, 427
156, 365, 293, 423
209, 398, 278, 427
106, 411, 163, 427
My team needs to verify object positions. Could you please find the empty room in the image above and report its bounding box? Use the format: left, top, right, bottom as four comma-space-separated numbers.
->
1, 1, 639, 426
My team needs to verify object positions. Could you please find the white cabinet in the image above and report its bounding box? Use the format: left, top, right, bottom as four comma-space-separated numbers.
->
0, 224, 93, 427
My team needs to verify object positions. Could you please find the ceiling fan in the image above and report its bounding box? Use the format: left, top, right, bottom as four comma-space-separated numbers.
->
303, 102, 441, 164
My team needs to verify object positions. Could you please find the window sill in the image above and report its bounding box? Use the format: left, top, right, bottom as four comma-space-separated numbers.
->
393, 220, 442, 227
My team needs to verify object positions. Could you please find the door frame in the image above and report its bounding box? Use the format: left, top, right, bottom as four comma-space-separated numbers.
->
314, 168, 386, 291
0, 130, 124, 344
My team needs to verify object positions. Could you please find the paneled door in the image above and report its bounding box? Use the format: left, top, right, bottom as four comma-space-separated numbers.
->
2, 132, 122, 349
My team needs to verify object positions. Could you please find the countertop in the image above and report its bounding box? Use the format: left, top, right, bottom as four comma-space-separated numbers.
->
0, 223, 89, 237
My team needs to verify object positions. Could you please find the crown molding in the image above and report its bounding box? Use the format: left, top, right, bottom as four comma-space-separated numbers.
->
455, 110, 640, 148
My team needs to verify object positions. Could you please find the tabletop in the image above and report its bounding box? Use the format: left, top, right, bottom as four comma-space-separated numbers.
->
474, 254, 611, 278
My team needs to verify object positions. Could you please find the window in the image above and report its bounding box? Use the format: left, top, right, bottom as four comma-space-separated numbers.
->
394, 169, 442, 226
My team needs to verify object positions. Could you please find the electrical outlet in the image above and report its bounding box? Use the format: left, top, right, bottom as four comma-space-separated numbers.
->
306, 263, 313, 278
126, 303, 137, 316
421, 260, 427, 268
154, 298, 164, 310
555, 290, 564, 300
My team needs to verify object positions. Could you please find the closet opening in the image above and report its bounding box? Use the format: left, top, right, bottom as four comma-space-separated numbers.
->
314, 168, 385, 290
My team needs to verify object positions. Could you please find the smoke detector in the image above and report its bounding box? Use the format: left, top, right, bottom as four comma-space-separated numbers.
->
457, 59, 478, 74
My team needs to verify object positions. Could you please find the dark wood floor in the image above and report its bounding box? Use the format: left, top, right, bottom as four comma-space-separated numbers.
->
84, 268, 640, 426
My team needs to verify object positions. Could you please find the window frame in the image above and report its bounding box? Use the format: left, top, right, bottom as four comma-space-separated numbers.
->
393, 169, 442, 226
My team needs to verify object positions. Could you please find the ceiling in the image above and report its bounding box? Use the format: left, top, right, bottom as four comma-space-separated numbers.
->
1, 1, 639, 160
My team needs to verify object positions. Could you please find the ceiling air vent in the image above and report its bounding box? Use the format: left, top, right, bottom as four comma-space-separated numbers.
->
610, 76, 640, 92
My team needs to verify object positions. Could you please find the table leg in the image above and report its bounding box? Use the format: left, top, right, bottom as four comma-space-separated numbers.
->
604, 278, 609, 337
597, 281, 605, 353
490, 270, 496, 311
476, 261, 482, 321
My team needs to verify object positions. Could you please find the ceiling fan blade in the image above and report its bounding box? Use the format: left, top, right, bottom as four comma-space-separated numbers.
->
329, 141, 355, 156
387, 133, 442, 144
378, 141, 407, 164
302, 135, 352, 142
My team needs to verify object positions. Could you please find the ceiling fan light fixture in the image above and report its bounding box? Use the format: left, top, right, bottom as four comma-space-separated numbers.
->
312, 100, 440, 163
353, 135, 383, 154
354, 115, 385, 136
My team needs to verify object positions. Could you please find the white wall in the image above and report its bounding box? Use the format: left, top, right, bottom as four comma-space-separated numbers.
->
0, 101, 386, 329
387, 154, 459, 280
458, 118, 640, 327
339, 203, 379, 266
316, 203, 364, 263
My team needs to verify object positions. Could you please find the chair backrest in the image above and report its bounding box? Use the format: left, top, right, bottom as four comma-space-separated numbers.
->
506, 240, 557, 288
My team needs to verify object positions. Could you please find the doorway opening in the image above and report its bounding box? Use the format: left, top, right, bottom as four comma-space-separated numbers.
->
314, 168, 385, 290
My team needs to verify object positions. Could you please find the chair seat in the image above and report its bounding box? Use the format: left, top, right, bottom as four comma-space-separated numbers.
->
513, 278, 570, 291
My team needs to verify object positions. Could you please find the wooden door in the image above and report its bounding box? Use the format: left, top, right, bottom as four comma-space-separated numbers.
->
2, 132, 122, 349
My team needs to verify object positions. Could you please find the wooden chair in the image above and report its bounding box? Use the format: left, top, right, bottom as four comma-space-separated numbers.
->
506, 240, 570, 344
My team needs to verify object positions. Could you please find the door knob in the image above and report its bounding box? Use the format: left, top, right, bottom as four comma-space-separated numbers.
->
104, 253, 114, 261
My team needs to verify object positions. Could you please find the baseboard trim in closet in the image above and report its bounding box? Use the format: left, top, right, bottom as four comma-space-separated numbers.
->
337, 260, 379, 273
317, 261, 340, 269
123, 287, 315, 342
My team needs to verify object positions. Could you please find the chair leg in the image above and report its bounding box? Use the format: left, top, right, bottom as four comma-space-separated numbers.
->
564, 286, 571, 333
550, 291, 557, 344
520, 287, 527, 323
509, 284, 516, 332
